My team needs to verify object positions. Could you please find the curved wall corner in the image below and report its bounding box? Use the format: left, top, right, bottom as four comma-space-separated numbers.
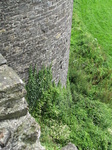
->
0, 0, 73, 86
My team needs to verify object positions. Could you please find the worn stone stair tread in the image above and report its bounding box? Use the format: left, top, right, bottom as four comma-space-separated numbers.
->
0, 65, 24, 92
0, 98, 27, 121
0, 88, 26, 106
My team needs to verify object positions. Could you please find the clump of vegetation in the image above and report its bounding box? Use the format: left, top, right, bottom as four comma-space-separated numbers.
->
26, 66, 112, 150
69, 97, 112, 150
26, 66, 72, 149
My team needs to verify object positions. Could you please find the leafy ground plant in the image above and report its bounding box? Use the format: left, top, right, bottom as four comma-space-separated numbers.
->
26, 66, 112, 150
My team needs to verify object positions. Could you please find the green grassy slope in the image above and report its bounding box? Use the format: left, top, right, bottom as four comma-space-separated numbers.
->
76, 0, 112, 60
70, 1, 112, 104
79, 0, 112, 57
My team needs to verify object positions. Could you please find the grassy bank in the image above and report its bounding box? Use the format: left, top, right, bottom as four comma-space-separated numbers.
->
76, 0, 112, 58
70, 1, 112, 105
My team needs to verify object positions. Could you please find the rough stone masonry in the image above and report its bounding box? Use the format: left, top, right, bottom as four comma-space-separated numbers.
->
0, 0, 73, 86
0, 53, 45, 150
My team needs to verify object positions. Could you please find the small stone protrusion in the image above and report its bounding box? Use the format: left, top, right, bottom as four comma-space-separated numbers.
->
0, 128, 11, 148
0, 54, 7, 66
61, 143, 78, 150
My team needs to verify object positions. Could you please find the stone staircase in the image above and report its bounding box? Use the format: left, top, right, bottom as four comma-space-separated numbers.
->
0, 54, 45, 150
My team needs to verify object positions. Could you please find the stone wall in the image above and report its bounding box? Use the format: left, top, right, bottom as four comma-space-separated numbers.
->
0, 54, 45, 150
0, 0, 73, 86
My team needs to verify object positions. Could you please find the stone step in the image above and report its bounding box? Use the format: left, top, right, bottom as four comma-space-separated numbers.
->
0, 98, 27, 121
0, 65, 26, 105
0, 65, 25, 92
0, 88, 26, 106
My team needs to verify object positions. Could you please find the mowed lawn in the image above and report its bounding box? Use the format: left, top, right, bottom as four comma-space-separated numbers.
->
76, 0, 112, 57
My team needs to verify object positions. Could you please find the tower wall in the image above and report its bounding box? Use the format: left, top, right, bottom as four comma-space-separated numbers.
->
0, 0, 73, 86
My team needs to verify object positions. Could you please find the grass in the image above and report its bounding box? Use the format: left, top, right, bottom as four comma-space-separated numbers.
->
70, 1, 112, 105
76, 0, 112, 62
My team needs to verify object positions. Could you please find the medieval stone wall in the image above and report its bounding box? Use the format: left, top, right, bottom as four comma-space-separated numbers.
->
0, 0, 73, 86
0, 54, 45, 150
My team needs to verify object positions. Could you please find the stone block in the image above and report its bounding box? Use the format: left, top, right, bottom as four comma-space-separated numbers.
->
0, 65, 25, 92
0, 65, 24, 93
0, 88, 26, 106
0, 113, 45, 150
0, 65, 25, 105
61, 143, 78, 150
0, 98, 27, 121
